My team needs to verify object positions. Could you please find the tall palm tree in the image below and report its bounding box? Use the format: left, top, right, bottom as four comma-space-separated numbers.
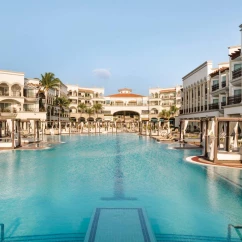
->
86, 107, 94, 120
39, 72, 61, 110
92, 103, 103, 118
78, 103, 87, 114
158, 109, 171, 129
170, 105, 178, 116
54, 97, 70, 129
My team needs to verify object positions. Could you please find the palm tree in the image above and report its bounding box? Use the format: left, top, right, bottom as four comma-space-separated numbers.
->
86, 107, 93, 120
39, 72, 61, 110
158, 110, 168, 119
158, 109, 171, 130
78, 103, 87, 114
54, 97, 70, 130
92, 103, 103, 118
170, 105, 178, 116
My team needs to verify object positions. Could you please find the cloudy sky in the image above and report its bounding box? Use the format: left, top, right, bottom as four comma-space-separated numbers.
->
0, 0, 241, 95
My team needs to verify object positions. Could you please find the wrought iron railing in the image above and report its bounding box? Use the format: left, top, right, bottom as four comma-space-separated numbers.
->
227, 95, 241, 105
221, 81, 226, 88
209, 103, 219, 110
212, 84, 219, 91
221, 101, 226, 107
232, 67, 242, 79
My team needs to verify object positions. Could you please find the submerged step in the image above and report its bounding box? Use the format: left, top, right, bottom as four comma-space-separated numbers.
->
84, 208, 156, 242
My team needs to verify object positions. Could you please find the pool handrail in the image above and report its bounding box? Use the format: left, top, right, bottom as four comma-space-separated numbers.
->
227, 224, 242, 241
0, 223, 4, 242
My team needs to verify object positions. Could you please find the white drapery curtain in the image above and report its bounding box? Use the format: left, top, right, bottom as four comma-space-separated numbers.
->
208, 120, 215, 160
229, 122, 237, 150
183, 120, 189, 135
234, 122, 239, 149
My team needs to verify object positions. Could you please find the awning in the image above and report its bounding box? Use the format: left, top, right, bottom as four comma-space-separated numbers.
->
159, 118, 164, 123
142, 118, 149, 121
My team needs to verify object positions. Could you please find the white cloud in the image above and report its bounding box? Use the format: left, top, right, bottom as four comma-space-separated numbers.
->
92, 68, 111, 79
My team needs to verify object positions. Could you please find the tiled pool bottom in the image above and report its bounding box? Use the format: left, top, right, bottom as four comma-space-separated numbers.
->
84, 208, 155, 242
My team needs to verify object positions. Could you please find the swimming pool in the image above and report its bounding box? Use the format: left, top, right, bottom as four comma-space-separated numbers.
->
0, 134, 242, 241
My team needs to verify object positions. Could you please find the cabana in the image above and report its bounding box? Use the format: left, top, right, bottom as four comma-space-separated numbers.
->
0, 117, 21, 149
202, 117, 242, 163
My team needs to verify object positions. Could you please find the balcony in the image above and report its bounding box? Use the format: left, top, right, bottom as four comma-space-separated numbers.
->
0, 92, 9, 96
221, 81, 226, 88
221, 101, 226, 107
232, 67, 242, 79
162, 103, 170, 107
212, 84, 219, 92
227, 95, 241, 105
209, 103, 219, 110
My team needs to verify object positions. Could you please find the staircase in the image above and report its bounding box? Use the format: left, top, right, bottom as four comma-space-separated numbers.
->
4, 233, 85, 242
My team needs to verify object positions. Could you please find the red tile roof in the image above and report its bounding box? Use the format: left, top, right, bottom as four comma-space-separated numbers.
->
107, 93, 144, 98
210, 67, 229, 77
229, 49, 241, 60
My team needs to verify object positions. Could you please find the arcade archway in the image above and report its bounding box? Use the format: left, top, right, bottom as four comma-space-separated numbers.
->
113, 110, 140, 122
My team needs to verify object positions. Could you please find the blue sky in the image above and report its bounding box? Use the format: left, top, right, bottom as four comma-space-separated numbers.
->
0, 0, 241, 95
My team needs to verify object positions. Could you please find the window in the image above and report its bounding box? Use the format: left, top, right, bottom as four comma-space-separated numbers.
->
213, 80, 219, 85
222, 96, 226, 102
234, 89, 241, 96
106, 100, 110, 104
213, 99, 219, 104
222, 76, 226, 82
234, 64, 242, 70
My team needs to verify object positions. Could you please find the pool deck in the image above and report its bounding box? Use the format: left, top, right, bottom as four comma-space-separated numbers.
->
187, 156, 242, 168
84, 208, 156, 242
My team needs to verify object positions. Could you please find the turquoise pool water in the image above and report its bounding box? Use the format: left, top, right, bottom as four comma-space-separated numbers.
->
0, 134, 242, 240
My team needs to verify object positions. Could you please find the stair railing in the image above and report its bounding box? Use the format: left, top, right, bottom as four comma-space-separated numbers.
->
227, 224, 242, 241
0, 224, 4, 242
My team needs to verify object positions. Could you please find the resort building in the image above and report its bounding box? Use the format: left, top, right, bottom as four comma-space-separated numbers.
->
41, 81, 69, 123
67, 84, 105, 122
0, 70, 46, 120
149, 86, 182, 125
179, 24, 242, 124
103, 88, 149, 122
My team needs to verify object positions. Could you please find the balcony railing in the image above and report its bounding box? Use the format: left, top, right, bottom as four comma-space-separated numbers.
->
212, 84, 219, 92
232, 67, 242, 79
221, 101, 226, 107
227, 95, 241, 105
221, 81, 226, 88
0, 92, 9, 96
209, 103, 219, 110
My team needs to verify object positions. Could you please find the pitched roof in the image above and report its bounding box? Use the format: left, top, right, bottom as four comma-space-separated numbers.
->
107, 93, 144, 98
210, 67, 229, 77
229, 49, 241, 60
